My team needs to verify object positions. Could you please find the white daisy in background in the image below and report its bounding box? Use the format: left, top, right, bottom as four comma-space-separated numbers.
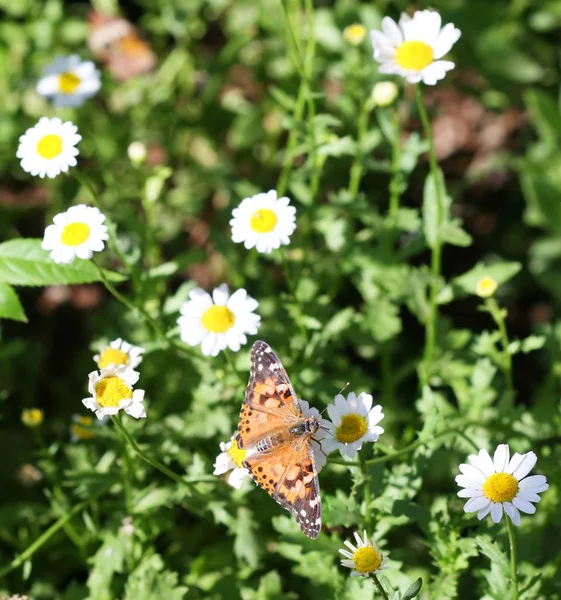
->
94, 338, 145, 370
37, 55, 101, 107
17, 117, 81, 178
41, 204, 108, 264
322, 392, 384, 458
370, 10, 461, 85
213, 433, 250, 489
339, 531, 390, 577
177, 284, 260, 357
456, 444, 549, 526
82, 364, 146, 420
230, 190, 296, 254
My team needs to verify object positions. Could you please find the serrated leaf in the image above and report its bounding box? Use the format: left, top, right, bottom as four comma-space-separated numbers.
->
0, 239, 125, 287
124, 553, 187, 600
0, 283, 27, 322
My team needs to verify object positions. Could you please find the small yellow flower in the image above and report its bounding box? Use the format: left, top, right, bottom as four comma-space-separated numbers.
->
476, 276, 498, 298
344, 24, 367, 46
21, 408, 44, 428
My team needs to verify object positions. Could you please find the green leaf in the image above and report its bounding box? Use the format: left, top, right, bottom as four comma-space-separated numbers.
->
422, 167, 451, 249
362, 296, 402, 343
133, 487, 174, 513
402, 578, 423, 600
0, 239, 125, 287
124, 553, 187, 600
0, 283, 27, 322
452, 261, 521, 296
523, 89, 561, 147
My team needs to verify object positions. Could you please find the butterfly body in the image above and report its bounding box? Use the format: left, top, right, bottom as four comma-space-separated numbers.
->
236, 341, 322, 539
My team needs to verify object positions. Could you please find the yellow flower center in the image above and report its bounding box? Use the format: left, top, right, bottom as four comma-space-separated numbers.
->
36, 134, 63, 160
94, 376, 132, 408
98, 348, 129, 369
482, 472, 519, 503
22, 408, 44, 427
228, 439, 247, 468
58, 72, 81, 94
353, 546, 382, 574
201, 305, 236, 333
72, 416, 94, 440
476, 276, 498, 298
250, 209, 277, 233
61, 222, 90, 247
336, 414, 368, 443
344, 24, 367, 46
395, 41, 434, 71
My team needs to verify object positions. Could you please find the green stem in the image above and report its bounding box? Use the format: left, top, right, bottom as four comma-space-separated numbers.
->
415, 84, 443, 386
348, 98, 371, 197
360, 451, 371, 530
116, 414, 134, 514
506, 517, 519, 600
329, 427, 480, 467
371, 574, 390, 600
485, 297, 515, 398
280, 249, 308, 341
0, 485, 110, 580
387, 108, 402, 232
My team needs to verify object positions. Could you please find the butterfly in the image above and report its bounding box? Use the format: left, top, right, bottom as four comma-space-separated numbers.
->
236, 340, 322, 539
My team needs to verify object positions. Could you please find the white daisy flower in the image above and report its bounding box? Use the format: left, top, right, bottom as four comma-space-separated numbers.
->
322, 392, 384, 458
37, 55, 101, 107
456, 444, 549, 526
339, 531, 390, 577
41, 204, 109, 264
94, 338, 145, 370
300, 399, 327, 472
213, 434, 250, 489
82, 364, 146, 420
230, 190, 296, 254
370, 10, 461, 85
17, 117, 81, 179
177, 283, 260, 357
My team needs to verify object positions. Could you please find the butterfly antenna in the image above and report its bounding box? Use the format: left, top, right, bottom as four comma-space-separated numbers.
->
319, 382, 350, 417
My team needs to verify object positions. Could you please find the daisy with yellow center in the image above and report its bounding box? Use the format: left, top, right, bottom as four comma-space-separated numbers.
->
17, 117, 82, 179
343, 24, 367, 46
322, 392, 384, 458
36, 55, 101, 107
21, 408, 44, 428
370, 10, 461, 85
476, 276, 498, 298
456, 444, 549, 526
213, 434, 250, 489
41, 204, 109, 264
82, 364, 146, 420
339, 531, 390, 577
94, 337, 145, 370
230, 190, 296, 254
177, 284, 260, 357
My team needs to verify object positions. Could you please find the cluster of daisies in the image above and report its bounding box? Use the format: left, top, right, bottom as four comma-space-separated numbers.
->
17, 8, 551, 584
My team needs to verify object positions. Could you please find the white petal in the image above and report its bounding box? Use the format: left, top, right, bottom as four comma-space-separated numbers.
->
459, 464, 486, 484
490, 503, 503, 523
469, 449, 495, 477
125, 402, 146, 419
503, 502, 521, 526
433, 23, 461, 59
511, 452, 537, 481
512, 497, 536, 515
212, 284, 230, 306
464, 495, 491, 513
493, 444, 510, 473
518, 475, 548, 493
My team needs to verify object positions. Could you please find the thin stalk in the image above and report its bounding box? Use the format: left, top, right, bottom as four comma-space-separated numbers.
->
116, 414, 134, 514
280, 249, 308, 341
371, 574, 390, 600
415, 84, 443, 385
506, 518, 519, 600
387, 108, 402, 230
485, 297, 515, 398
348, 98, 371, 197
360, 451, 372, 530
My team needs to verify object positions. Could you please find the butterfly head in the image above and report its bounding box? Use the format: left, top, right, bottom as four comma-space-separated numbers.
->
290, 415, 321, 437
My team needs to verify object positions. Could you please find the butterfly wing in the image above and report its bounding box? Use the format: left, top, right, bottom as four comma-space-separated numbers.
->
243, 435, 322, 539
236, 340, 301, 450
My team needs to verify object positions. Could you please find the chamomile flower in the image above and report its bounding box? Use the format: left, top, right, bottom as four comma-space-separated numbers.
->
177, 284, 260, 357
82, 364, 146, 420
339, 531, 390, 577
17, 117, 81, 179
370, 10, 461, 85
41, 204, 108, 264
456, 444, 549, 526
94, 338, 145, 370
214, 434, 250, 489
323, 392, 384, 458
37, 55, 101, 107
230, 190, 296, 254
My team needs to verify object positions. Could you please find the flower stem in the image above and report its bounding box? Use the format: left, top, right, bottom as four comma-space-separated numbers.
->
485, 297, 515, 399
115, 414, 134, 513
348, 97, 371, 197
360, 451, 372, 530
415, 84, 443, 387
506, 517, 519, 600
371, 574, 390, 600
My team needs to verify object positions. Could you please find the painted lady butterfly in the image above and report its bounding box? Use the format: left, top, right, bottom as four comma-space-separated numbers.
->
236, 341, 322, 539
